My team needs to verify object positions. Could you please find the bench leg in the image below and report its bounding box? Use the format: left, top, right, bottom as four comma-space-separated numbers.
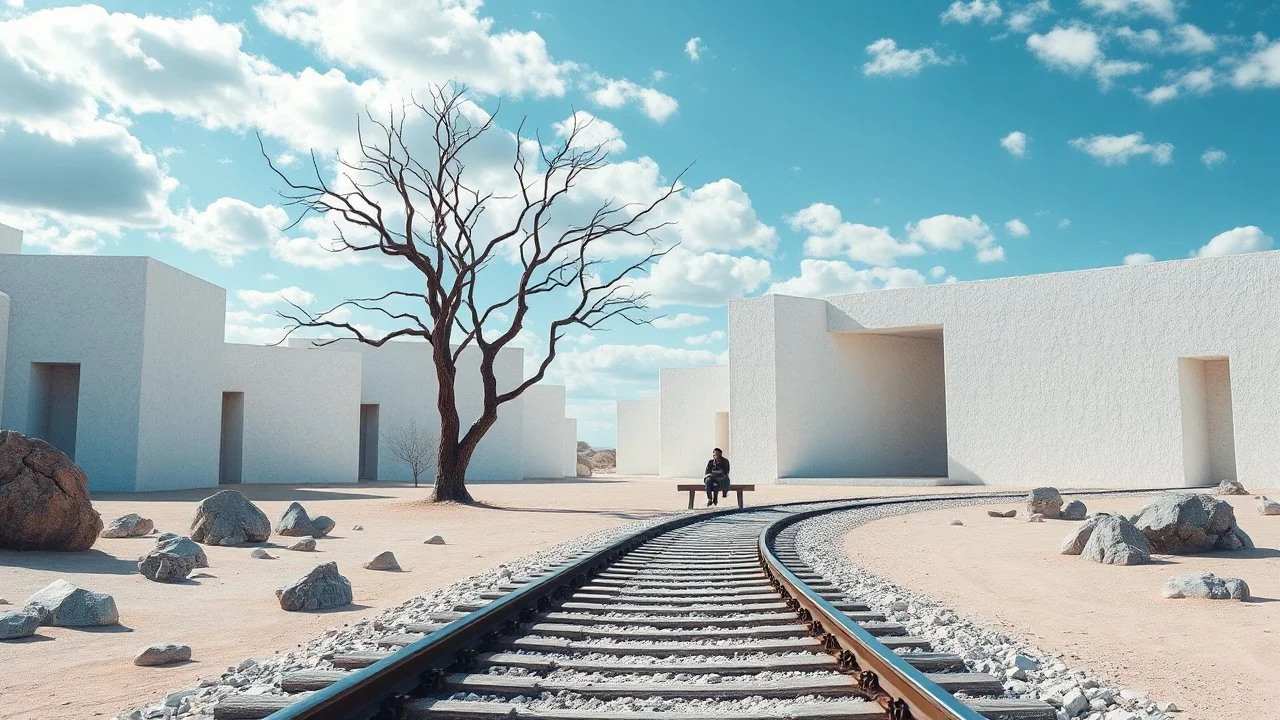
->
736, 491, 744, 509
688, 490, 694, 510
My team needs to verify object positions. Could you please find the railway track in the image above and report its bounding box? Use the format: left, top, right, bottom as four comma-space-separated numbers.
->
211, 498, 1056, 720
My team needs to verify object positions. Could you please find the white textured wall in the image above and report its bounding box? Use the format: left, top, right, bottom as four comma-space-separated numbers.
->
135, 260, 225, 491
0, 256, 147, 491
731, 252, 1280, 488
0, 223, 20, 254
223, 344, 361, 484
728, 297, 779, 486
287, 339, 528, 482
521, 384, 570, 478
658, 365, 729, 479
616, 396, 660, 475
1203, 359, 1237, 482
564, 418, 578, 476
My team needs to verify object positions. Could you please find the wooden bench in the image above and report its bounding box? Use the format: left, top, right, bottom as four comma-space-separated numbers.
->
677, 483, 756, 509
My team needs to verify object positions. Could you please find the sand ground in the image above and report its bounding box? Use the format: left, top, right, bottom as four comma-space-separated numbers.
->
844, 491, 1280, 720
0, 478, 989, 720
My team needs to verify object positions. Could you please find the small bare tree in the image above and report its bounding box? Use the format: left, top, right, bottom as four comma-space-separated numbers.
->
384, 421, 435, 487
263, 85, 683, 503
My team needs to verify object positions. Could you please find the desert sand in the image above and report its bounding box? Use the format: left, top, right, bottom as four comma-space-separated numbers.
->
0, 477, 986, 720
845, 491, 1280, 720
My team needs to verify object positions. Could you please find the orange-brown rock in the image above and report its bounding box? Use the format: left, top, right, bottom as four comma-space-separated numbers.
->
0, 430, 102, 551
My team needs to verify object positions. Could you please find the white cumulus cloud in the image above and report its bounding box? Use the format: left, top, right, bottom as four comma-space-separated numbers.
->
1195, 226, 1273, 257
1069, 132, 1173, 165
1005, 218, 1030, 237
236, 285, 316, 309
684, 37, 704, 61
1201, 148, 1227, 168
1001, 130, 1028, 157
1123, 252, 1155, 265
553, 110, 626, 154
1026, 23, 1148, 89
906, 214, 1005, 262
632, 247, 771, 307
651, 313, 709, 329
941, 0, 1003, 25
1080, 0, 1176, 23
767, 260, 928, 299
862, 38, 952, 77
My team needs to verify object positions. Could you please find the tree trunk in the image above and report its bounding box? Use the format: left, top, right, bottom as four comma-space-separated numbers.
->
432, 442, 473, 503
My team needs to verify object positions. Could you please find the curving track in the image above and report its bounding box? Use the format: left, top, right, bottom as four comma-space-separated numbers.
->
211, 497, 1056, 720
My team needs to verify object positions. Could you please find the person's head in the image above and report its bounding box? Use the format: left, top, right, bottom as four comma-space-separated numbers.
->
712, 448, 722, 459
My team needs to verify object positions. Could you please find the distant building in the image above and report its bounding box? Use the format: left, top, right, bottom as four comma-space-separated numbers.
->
0, 222, 576, 492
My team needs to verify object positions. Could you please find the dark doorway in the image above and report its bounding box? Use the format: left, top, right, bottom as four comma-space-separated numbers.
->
29, 362, 81, 459
219, 392, 244, 485
359, 404, 380, 480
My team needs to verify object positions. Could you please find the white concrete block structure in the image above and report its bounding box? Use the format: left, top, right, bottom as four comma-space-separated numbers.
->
615, 396, 659, 475
658, 366, 730, 479
724, 253, 1280, 489
0, 222, 577, 492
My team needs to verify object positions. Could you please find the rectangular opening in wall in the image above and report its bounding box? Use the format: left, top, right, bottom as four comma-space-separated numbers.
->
219, 392, 244, 485
359, 404, 380, 480
1178, 356, 1237, 487
28, 362, 81, 460
714, 411, 730, 457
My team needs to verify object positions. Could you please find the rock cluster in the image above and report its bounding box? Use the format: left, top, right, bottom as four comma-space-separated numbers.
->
1216, 478, 1248, 496
25, 579, 119, 627
189, 490, 271, 546
276, 562, 352, 612
101, 513, 155, 538
1162, 572, 1249, 601
1059, 513, 1151, 565
274, 502, 333, 538
0, 430, 103, 551
1025, 487, 1063, 519
1130, 493, 1252, 553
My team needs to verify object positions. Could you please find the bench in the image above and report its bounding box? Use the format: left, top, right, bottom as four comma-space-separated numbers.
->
676, 483, 756, 509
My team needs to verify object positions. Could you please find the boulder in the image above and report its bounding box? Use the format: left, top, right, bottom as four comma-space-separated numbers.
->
276, 562, 353, 612
1060, 500, 1088, 521
0, 608, 42, 639
189, 490, 270, 546
287, 537, 317, 552
0, 430, 103, 550
156, 532, 180, 544
101, 513, 155, 538
311, 516, 335, 538
576, 462, 592, 478
275, 502, 320, 537
25, 579, 119, 626
1081, 515, 1150, 565
987, 509, 1017, 518
1216, 478, 1249, 496
1059, 513, 1109, 555
363, 551, 401, 571
1130, 493, 1250, 554
134, 642, 192, 666
1026, 487, 1063, 519
250, 548, 276, 560
1162, 571, 1249, 600
155, 535, 208, 568
138, 537, 207, 582
1257, 496, 1280, 516
423, 534, 446, 545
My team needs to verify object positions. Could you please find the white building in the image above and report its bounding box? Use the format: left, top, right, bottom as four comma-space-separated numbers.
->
625, 252, 1280, 489
658, 366, 729, 479
615, 396, 659, 475
0, 222, 577, 492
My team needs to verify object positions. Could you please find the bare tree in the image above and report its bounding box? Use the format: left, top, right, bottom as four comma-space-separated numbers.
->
262, 85, 684, 503
384, 421, 435, 488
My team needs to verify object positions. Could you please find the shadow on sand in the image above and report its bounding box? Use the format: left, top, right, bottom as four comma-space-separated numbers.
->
469, 501, 658, 522
0, 548, 139, 575
92, 485, 400, 503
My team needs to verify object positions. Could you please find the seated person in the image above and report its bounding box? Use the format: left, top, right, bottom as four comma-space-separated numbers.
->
703, 448, 730, 506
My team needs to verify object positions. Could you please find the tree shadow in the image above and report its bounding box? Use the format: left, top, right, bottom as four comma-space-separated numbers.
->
468, 502, 658, 522
70, 624, 134, 633
1, 633, 54, 643
0, 549, 139, 575
93, 485, 399, 503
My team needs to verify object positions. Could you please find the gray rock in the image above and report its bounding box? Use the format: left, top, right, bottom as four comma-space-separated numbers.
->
987, 509, 1017, 518
1162, 571, 1249, 600
423, 535, 446, 545
189, 490, 270, 546
949, 519, 964, 526
363, 551, 401, 571
1027, 487, 1064, 519
134, 642, 192, 666
1216, 478, 1248, 496
25, 579, 120, 626
250, 548, 276, 559
1257, 496, 1280, 516
352, 524, 364, 531
1131, 492, 1246, 554
1062, 689, 1089, 716
276, 562, 353, 612
275, 502, 320, 537
0, 608, 42, 639
0, 430, 104, 551
1060, 500, 1088, 521
1081, 515, 1150, 565
1059, 514, 1109, 555
311, 515, 335, 538
101, 513, 155, 538
1028, 513, 1044, 523
287, 536, 317, 552
155, 535, 208, 568
155, 532, 179, 544
138, 538, 204, 583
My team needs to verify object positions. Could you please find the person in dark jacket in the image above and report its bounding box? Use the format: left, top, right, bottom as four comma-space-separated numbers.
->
703, 448, 730, 506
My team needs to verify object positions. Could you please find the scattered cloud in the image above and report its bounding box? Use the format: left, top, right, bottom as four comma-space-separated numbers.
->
1026, 23, 1148, 89
767, 260, 928, 298
651, 69, 669, 81
1069, 132, 1173, 165
929, 265, 948, 279
1001, 130, 1028, 157
941, 0, 1003, 25
791, 203, 924, 267
585, 75, 679, 122
684, 37, 704, 61
1195, 226, 1273, 257
632, 247, 771, 307
260, 273, 279, 281
1006, 218, 1030, 237
553, 110, 626, 154
651, 312, 709, 329
906, 214, 1005, 262
236, 285, 316, 309
1123, 252, 1155, 264
1139, 67, 1214, 104
1231, 37, 1280, 89
1006, 1, 1053, 34
546, 343, 721, 401
1201, 148, 1228, 167
862, 38, 953, 77
684, 330, 725, 345
275, 152, 298, 166
1058, 218, 1072, 229
171, 197, 288, 266
1079, 0, 1176, 23
1170, 23, 1217, 54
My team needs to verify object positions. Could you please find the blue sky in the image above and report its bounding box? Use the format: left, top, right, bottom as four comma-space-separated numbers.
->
2, 0, 1279, 447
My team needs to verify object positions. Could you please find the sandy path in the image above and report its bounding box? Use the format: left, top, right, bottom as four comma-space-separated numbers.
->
843, 491, 1280, 720
0, 478, 980, 720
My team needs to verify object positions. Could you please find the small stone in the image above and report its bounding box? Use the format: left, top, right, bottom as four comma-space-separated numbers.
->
1060, 500, 1088, 521
1062, 689, 1089, 716
1027, 487, 1064, 519
1010, 654, 1040, 672
1162, 571, 1249, 600
101, 513, 156, 538
0, 608, 42, 639
352, 524, 363, 531
987, 509, 1017, 518
949, 519, 964, 526
1256, 496, 1280, 516
1028, 513, 1045, 523
164, 688, 196, 708
363, 551, 401, 571
250, 548, 276, 559
1158, 701, 1179, 712
24, 579, 120, 627
134, 643, 192, 666
287, 537, 317, 552
424, 535, 446, 545
1216, 478, 1248, 496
